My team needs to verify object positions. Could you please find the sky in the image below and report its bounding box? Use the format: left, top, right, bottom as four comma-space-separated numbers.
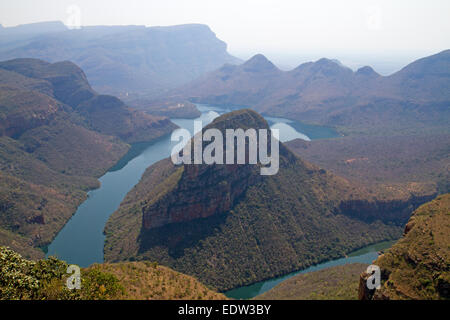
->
1, 0, 449, 74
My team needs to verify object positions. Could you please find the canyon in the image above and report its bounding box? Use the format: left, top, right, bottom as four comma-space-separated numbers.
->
104, 109, 429, 291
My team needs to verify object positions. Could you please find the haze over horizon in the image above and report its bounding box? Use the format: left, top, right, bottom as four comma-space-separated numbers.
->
1, 0, 449, 74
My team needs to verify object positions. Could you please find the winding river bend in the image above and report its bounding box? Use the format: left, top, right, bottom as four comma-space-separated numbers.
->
47, 104, 332, 266
224, 240, 395, 299
45, 104, 389, 300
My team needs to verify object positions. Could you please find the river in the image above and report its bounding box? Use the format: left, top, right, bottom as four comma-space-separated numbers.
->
46, 104, 384, 299
224, 240, 396, 299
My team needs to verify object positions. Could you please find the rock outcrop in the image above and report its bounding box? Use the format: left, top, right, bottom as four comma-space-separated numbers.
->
334, 194, 437, 225
142, 109, 268, 229
143, 163, 260, 229
106, 109, 406, 291
359, 193, 450, 300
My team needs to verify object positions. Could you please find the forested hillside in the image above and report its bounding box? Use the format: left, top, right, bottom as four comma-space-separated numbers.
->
360, 193, 450, 300
103, 109, 420, 291
0, 58, 176, 259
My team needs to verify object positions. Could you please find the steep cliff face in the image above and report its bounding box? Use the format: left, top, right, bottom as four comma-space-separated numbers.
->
359, 193, 450, 300
142, 109, 268, 229
143, 163, 260, 229
334, 194, 437, 225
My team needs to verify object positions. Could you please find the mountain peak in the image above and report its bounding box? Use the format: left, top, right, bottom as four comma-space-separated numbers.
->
206, 108, 269, 131
315, 58, 351, 70
393, 48, 450, 78
307, 58, 353, 77
315, 57, 336, 65
356, 66, 379, 77
242, 54, 278, 72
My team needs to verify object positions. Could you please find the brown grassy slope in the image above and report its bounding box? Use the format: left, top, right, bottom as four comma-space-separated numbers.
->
0, 59, 175, 258
0, 59, 178, 144
0, 68, 53, 96
255, 263, 368, 300
0, 85, 63, 137
18, 120, 129, 177
76, 94, 177, 144
0, 118, 129, 257
360, 193, 450, 300
0, 229, 44, 260
285, 134, 449, 198
88, 262, 227, 300
0, 171, 84, 254
0, 85, 129, 255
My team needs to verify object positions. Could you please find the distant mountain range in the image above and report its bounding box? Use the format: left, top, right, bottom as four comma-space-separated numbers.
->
0, 58, 176, 258
173, 50, 450, 135
0, 21, 241, 99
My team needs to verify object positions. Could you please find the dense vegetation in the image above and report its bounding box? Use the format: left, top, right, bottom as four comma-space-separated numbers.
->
105, 110, 406, 291
0, 246, 122, 300
255, 263, 368, 300
0, 58, 176, 259
0, 246, 224, 300
361, 193, 450, 300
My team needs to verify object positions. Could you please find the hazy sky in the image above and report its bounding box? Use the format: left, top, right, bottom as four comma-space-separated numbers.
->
1, 0, 449, 73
